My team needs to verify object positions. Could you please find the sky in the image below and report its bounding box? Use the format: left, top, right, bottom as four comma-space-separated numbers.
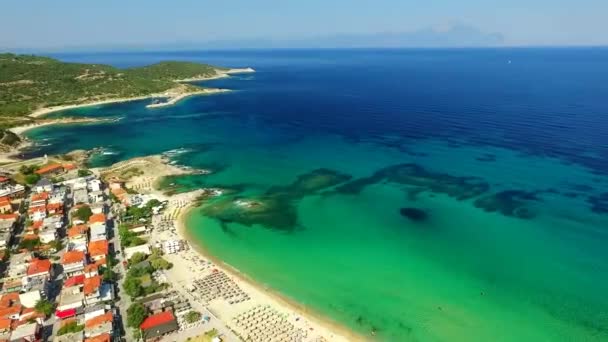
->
1, 0, 606, 50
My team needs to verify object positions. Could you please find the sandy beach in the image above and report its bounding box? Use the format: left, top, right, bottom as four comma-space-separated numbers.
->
9, 117, 118, 135
101, 153, 362, 341
161, 199, 363, 342
145, 88, 230, 109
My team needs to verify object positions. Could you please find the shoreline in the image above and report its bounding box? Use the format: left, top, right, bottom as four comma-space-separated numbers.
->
145, 88, 230, 109
9, 116, 119, 135
28, 67, 254, 118
174, 203, 365, 342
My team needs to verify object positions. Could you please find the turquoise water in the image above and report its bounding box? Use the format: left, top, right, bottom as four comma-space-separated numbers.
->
26, 49, 608, 341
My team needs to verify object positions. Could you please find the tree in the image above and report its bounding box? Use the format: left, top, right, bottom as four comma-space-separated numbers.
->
129, 252, 147, 264
150, 257, 172, 270
127, 303, 147, 328
57, 321, 84, 335
73, 206, 92, 222
78, 169, 92, 177
19, 238, 41, 251
49, 240, 64, 252
146, 199, 161, 208
34, 299, 54, 316
184, 311, 201, 324
24, 173, 40, 185
123, 276, 143, 298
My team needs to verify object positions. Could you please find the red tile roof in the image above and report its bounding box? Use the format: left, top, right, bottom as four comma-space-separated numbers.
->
83, 275, 102, 296
85, 312, 112, 329
0, 292, 20, 309
64, 274, 85, 287
26, 258, 51, 276
84, 264, 99, 274
140, 311, 175, 330
30, 221, 43, 230
0, 305, 21, 319
63, 163, 77, 171
0, 176, 9, 183
67, 224, 88, 238
23, 233, 39, 241
47, 203, 63, 211
84, 333, 111, 342
0, 214, 18, 221
35, 164, 63, 175
31, 192, 49, 202
88, 213, 106, 224
0, 317, 10, 330
88, 240, 108, 258
62, 250, 85, 265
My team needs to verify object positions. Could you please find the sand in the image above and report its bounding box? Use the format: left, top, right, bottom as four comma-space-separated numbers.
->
163, 203, 363, 342
102, 153, 361, 341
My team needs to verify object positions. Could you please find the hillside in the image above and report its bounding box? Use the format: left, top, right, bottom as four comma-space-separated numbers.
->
0, 53, 223, 126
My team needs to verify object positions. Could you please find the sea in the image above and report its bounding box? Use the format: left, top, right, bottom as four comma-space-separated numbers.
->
23, 48, 608, 341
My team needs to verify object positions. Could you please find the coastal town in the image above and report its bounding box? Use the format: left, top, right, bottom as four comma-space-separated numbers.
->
0, 151, 350, 342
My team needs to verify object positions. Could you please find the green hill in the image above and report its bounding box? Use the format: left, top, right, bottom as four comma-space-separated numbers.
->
0, 53, 223, 126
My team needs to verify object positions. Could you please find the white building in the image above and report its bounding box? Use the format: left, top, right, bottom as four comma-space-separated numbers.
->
124, 244, 151, 260
89, 223, 107, 242
88, 179, 102, 192
19, 290, 42, 308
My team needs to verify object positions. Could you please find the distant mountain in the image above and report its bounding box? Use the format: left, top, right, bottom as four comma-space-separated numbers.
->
182, 24, 505, 50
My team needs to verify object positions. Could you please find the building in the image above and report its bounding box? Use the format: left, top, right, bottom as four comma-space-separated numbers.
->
124, 245, 151, 260
26, 258, 51, 280
62, 251, 86, 277
83, 276, 102, 305
89, 224, 106, 242
0, 184, 25, 199
88, 179, 102, 193
8, 322, 40, 342
0, 197, 12, 214
84, 311, 113, 339
6, 253, 32, 280
67, 225, 89, 252
140, 311, 178, 341
38, 226, 57, 244
88, 240, 108, 262
33, 178, 53, 194
18, 291, 41, 309
35, 164, 64, 176
56, 286, 84, 314
73, 189, 89, 205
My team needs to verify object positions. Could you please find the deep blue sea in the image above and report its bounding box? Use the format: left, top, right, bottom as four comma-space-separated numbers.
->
24, 48, 608, 341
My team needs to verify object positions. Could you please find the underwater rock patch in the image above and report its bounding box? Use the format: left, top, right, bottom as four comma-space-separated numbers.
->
475, 153, 497, 162
587, 192, 608, 213
399, 207, 428, 221
335, 163, 490, 200
200, 168, 352, 231
473, 190, 540, 219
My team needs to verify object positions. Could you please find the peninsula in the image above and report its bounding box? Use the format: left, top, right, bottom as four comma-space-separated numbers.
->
0, 53, 254, 157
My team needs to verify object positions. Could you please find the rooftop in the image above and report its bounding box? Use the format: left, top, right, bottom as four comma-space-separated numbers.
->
26, 258, 51, 276
83, 276, 101, 296
84, 312, 112, 329
62, 250, 85, 265
68, 224, 89, 238
88, 213, 106, 224
35, 164, 63, 175
140, 311, 175, 330
64, 274, 86, 288
88, 240, 108, 257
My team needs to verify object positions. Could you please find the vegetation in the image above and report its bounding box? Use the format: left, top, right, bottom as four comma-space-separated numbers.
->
185, 311, 202, 324
24, 174, 40, 185
77, 169, 92, 177
57, 321, 84, 335
49, 239, 64, 252
19, 238, 41, 251
118, 224, 146, 247
129, 251, 148, 264
127, 303, 148, 328
123, 255, 169, 298
0, 53, 222, 149
73, 205, 92, 222
125, 199, 161, 221
34, 299, 54, 316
